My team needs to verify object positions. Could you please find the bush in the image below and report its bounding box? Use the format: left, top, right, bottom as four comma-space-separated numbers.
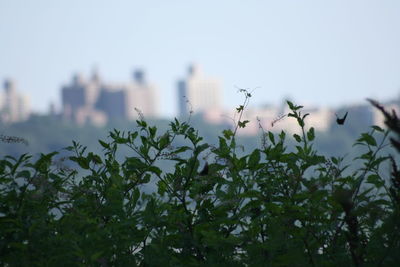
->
1, 98, 399, 266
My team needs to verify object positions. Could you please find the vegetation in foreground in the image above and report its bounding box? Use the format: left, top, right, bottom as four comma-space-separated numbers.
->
1, 94, 399, 266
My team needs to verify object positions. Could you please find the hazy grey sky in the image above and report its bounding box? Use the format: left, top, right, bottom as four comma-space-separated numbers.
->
1, 0, 400, 117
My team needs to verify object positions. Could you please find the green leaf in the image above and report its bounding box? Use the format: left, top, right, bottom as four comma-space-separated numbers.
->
357, 133, 377, 146
248, 149, 260, 169
92, 155, 102, 164
370, 156, 390, 169
70, 156, 89, 169
115, 137, 127, 144
297, 117, 305, 128
159, 134, 170, 149
148, 166, 162, 176
287, 101, 294, 110
307, 127, 315, 141
293, 134, 302, 143
371, 125, 384, 132
157, 180, 167, 195
98, 140, 110, 149
173, 146, 191, 154
236, 105, 244, 113
136, 120, 147, 127
366, 174, 385, 188
130, 131, 138, 141
279, 130, 286, 140
218, 136, 229, 155
142, 173, 151, 183
149, 126, 157, 137
268, 131, 275, 145
125, 157, 147, 171
238, 120, 250, 128
195, 143, 209, 154
17, 170, 31, 179
222, 129, 234, 140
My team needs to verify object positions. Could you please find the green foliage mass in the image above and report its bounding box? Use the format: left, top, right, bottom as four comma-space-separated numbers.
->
0, 104, 380, 160
1, 99, 400, 266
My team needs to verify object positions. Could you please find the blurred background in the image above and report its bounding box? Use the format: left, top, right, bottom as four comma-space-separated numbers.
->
1, 0, 400, 158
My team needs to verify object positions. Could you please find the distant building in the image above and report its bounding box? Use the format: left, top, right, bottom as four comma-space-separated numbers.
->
0, 79, 30, 123
347, 104, 375, 127
178, 64, 222, 117
305, 108, 333, 132
61, 69, 158, 125
122, 70, 158, 120
62, 72, 105, 125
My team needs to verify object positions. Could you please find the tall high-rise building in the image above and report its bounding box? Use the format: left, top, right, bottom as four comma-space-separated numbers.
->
98, 69, 158, 120
0, 79, 30, 123
61, 71, 106, 125
177, 64, 222, 118
61, 68, 158, 125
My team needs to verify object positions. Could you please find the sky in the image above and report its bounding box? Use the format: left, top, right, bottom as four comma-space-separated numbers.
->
1, 0, 400, 118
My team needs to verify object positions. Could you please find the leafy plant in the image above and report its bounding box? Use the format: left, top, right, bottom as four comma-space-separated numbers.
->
1, 96, 399, 266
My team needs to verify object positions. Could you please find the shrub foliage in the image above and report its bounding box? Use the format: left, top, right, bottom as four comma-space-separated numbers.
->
1, 99, 400, 266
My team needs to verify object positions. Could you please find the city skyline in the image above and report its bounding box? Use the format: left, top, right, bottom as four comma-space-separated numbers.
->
2, 64, 400, 120
1, 1, 400, 117
0, 69, 398, 136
